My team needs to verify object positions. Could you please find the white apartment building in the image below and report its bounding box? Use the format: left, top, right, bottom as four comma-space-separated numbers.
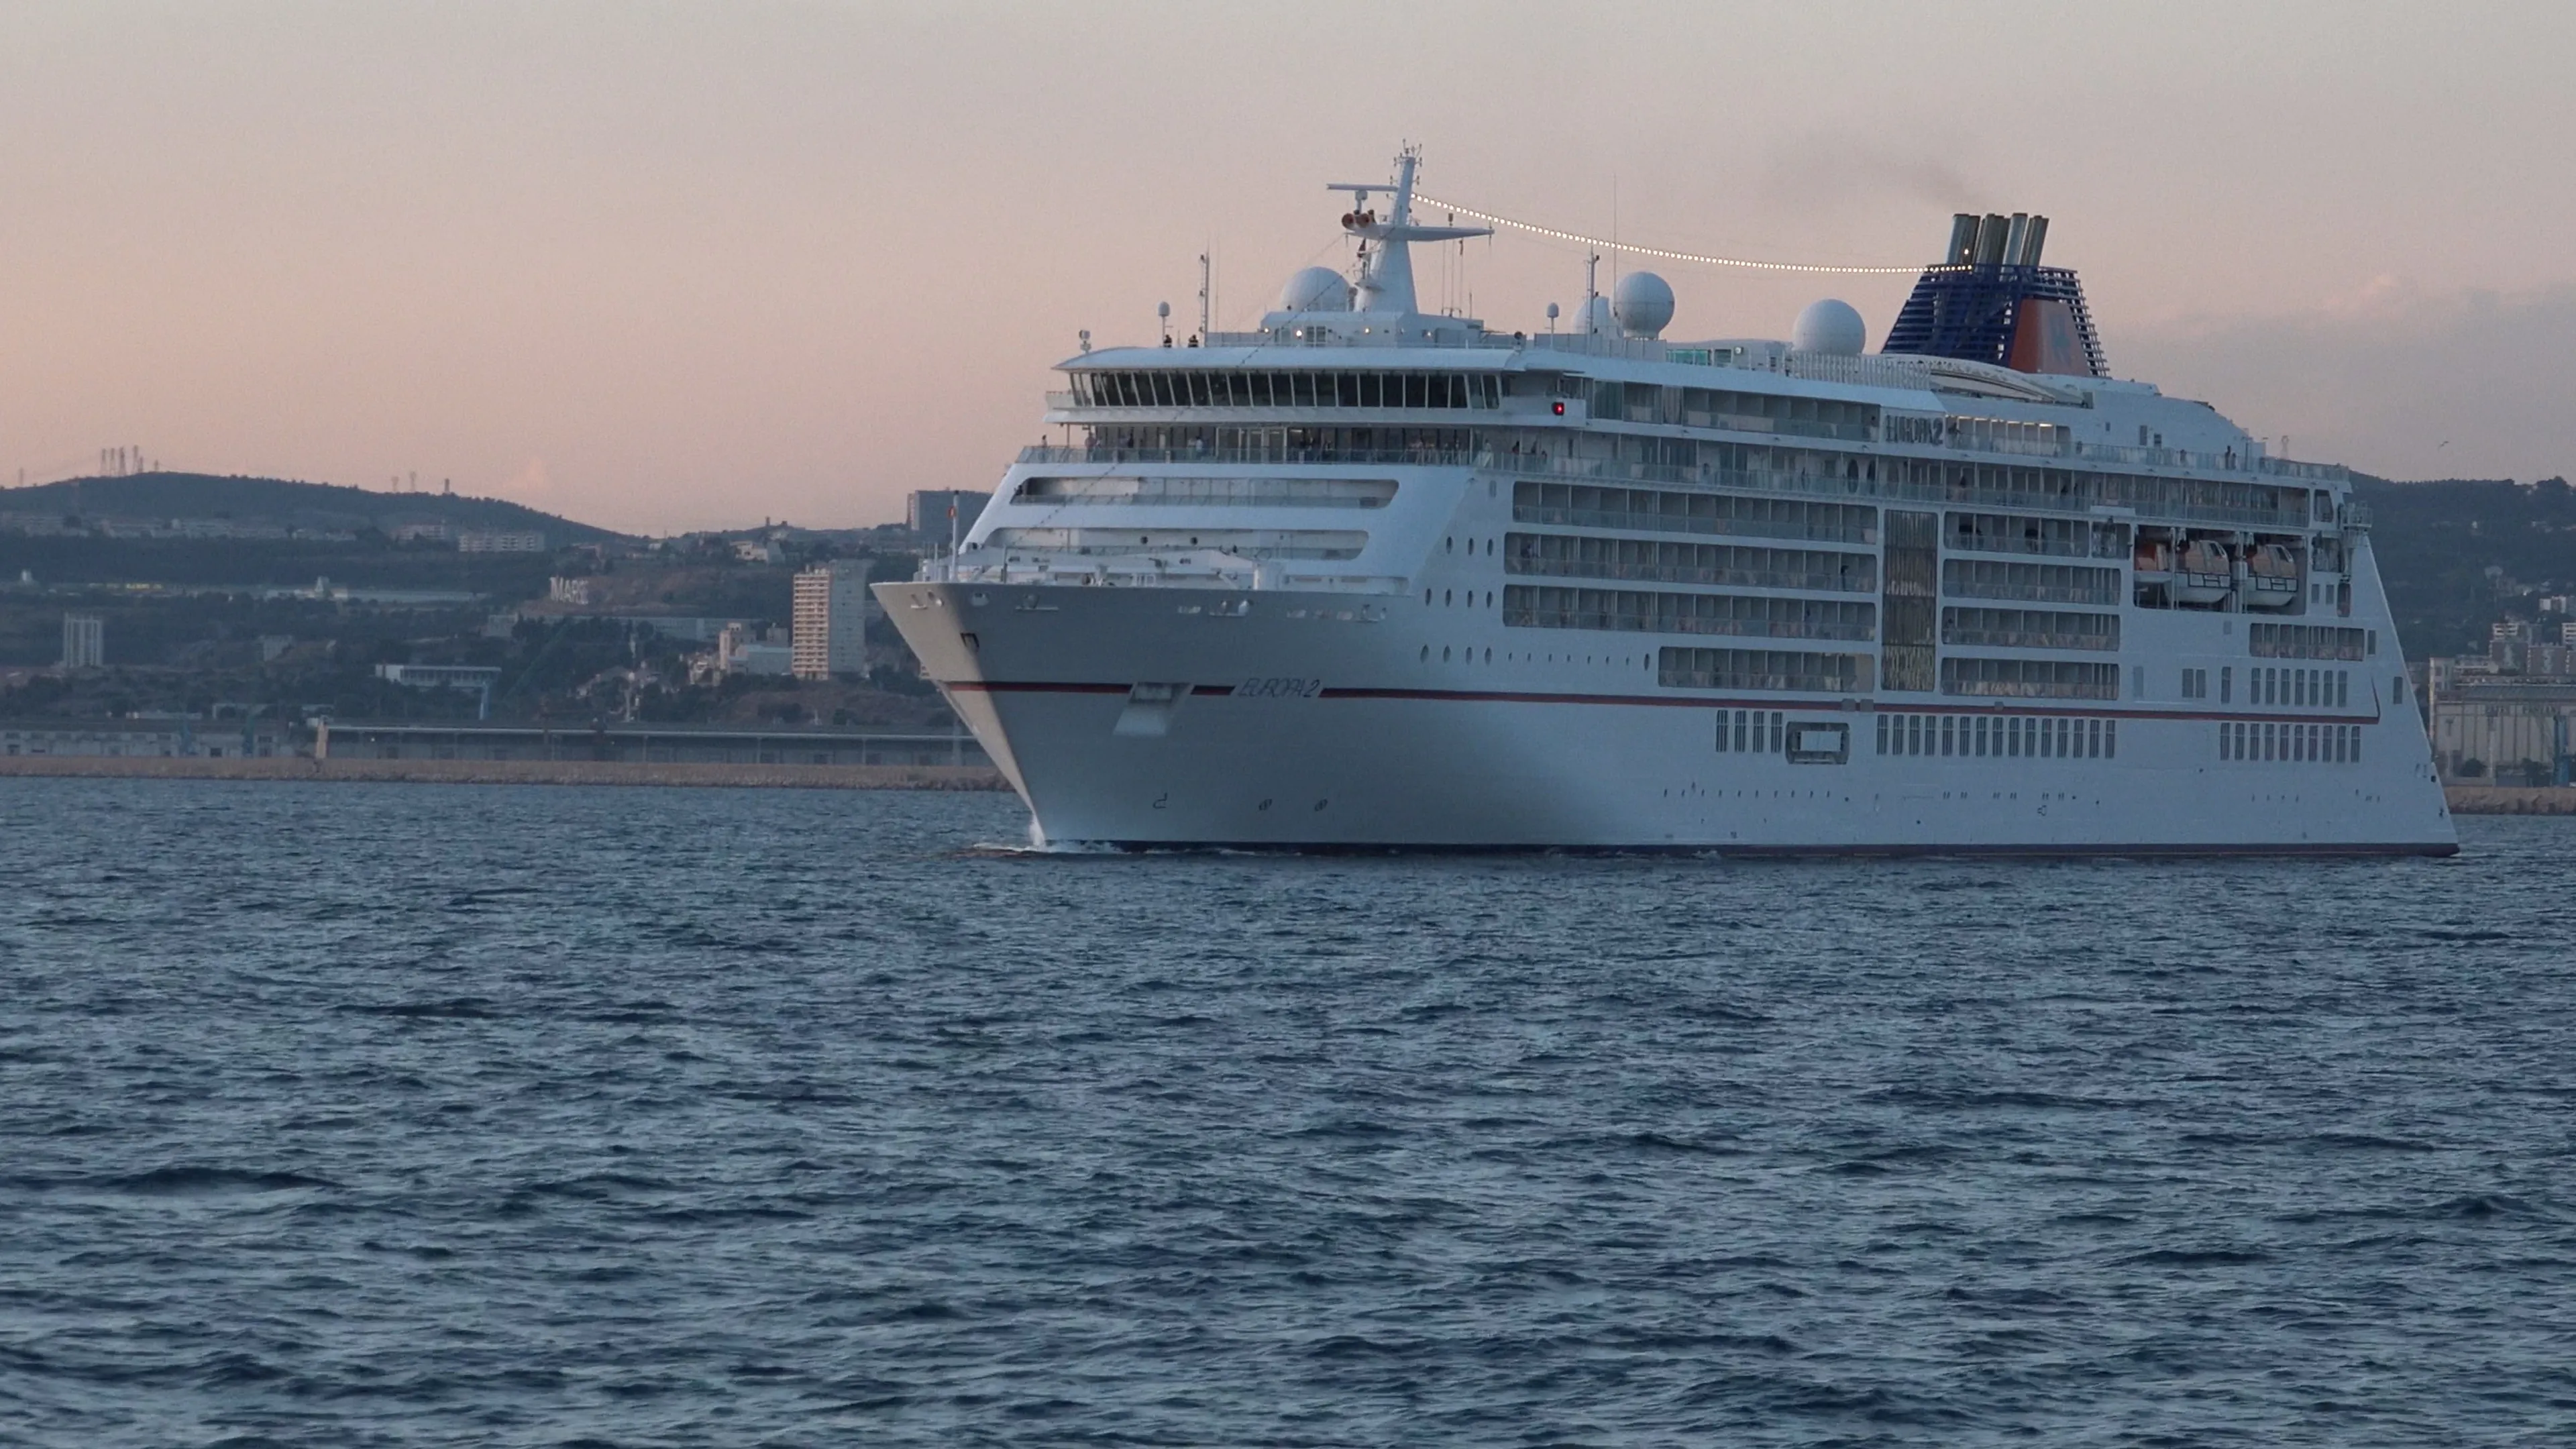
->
61, 614, 104, 669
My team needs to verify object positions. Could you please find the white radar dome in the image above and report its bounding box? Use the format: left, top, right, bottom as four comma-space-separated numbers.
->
1792, 298, 1868, 356
1279, 266, 1352, 313
1612, 270, 1675, 339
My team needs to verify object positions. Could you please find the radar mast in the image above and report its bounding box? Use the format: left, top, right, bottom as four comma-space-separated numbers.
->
1326, 147, 1490, 316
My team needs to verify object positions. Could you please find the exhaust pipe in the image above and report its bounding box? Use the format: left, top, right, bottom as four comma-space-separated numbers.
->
1945, 213, 1978, 266
1974, 213, 2010, 265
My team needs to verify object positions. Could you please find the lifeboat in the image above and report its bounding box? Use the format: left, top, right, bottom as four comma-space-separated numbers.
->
2244, 543, 2302, 610
2175, 538, 2235, 605
2131, 539, 2173, 585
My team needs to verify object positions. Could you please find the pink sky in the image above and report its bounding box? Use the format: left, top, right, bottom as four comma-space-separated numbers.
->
4, 2, 2570, 533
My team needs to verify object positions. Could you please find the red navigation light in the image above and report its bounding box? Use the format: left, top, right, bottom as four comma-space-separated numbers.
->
1552, 401, 1566, 415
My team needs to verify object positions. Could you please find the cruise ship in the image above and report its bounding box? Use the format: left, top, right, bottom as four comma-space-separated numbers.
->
879, 150, 2457, 855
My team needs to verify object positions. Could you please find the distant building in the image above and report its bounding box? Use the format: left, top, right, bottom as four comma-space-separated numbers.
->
907, 490, 987, 540
792, 561, 874, 679
717, 623, 794, 678
458, 529, 546, 553
733, 539, 785, 565
375, 663, 504, 718
61, 613, 103, 669
391, 521, 453, 544
2427, 645, 2576, 786
0, 718, 290, 759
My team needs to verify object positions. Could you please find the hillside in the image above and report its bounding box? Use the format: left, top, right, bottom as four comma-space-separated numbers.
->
0, 472, 622, 542
2352, 475, 2576, 655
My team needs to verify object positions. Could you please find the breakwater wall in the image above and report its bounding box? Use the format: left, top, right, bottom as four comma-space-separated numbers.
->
2445, 786, 2576, 815
0, 756, 1007, 791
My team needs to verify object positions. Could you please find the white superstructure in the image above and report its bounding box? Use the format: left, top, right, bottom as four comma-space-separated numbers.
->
880, 150, 2456, 855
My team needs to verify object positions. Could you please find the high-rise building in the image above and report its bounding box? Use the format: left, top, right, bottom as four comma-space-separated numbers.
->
61, 614, 104, 669
792, 561, 874, 680
906, 490, 987, 540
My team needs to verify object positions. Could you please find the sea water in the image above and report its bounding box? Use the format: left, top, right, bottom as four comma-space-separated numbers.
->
1, 780, 2569, 1445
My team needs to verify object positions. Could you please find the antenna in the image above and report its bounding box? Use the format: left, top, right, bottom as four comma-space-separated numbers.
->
1157, 300, 1171, 347
1327, 146, 1488, 315
1546, 301, 1559, 334
1197, 253, 1211, 342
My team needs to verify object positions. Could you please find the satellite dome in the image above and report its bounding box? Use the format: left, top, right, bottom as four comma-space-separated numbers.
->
1612, 270, 1675, 339
1792, 298, 1867, 356
1577, 294, 1614, 335
1279, 266, 1352, 313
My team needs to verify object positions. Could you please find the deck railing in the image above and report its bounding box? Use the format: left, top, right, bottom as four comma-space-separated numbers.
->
1010, 446, 2318, 531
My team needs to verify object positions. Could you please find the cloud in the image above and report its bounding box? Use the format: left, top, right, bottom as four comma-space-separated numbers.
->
497, 456, 553, 500
2115, 282, 2576, 483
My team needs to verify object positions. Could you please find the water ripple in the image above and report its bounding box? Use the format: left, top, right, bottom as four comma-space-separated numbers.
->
0, 782, 2569, 1445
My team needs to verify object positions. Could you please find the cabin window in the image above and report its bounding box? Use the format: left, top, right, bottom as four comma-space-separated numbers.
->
1943, 657, 2123, 700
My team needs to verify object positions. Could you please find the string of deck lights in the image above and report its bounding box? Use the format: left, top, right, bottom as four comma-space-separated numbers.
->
1409, 194, 1936, 276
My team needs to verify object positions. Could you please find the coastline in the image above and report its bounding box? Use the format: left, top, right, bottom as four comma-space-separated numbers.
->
2443, 786, 2576, 815
4, 756, 2564, 814
0, 755, 1006, 791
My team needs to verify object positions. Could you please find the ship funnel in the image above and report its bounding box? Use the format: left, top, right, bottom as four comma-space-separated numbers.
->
1972, 213, 2010, 265
1946, 213, 1978, 266
1887, 212, 2104, 377
2019, 215, 2049, 267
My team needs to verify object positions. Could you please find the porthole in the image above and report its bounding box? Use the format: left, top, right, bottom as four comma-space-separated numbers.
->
1442, 646, 1452, 661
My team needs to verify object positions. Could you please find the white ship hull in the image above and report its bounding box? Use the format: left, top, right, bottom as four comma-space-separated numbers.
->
882, 578, 2457, 855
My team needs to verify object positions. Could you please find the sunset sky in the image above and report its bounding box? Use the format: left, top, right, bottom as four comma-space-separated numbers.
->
4, 2, 2570, 533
